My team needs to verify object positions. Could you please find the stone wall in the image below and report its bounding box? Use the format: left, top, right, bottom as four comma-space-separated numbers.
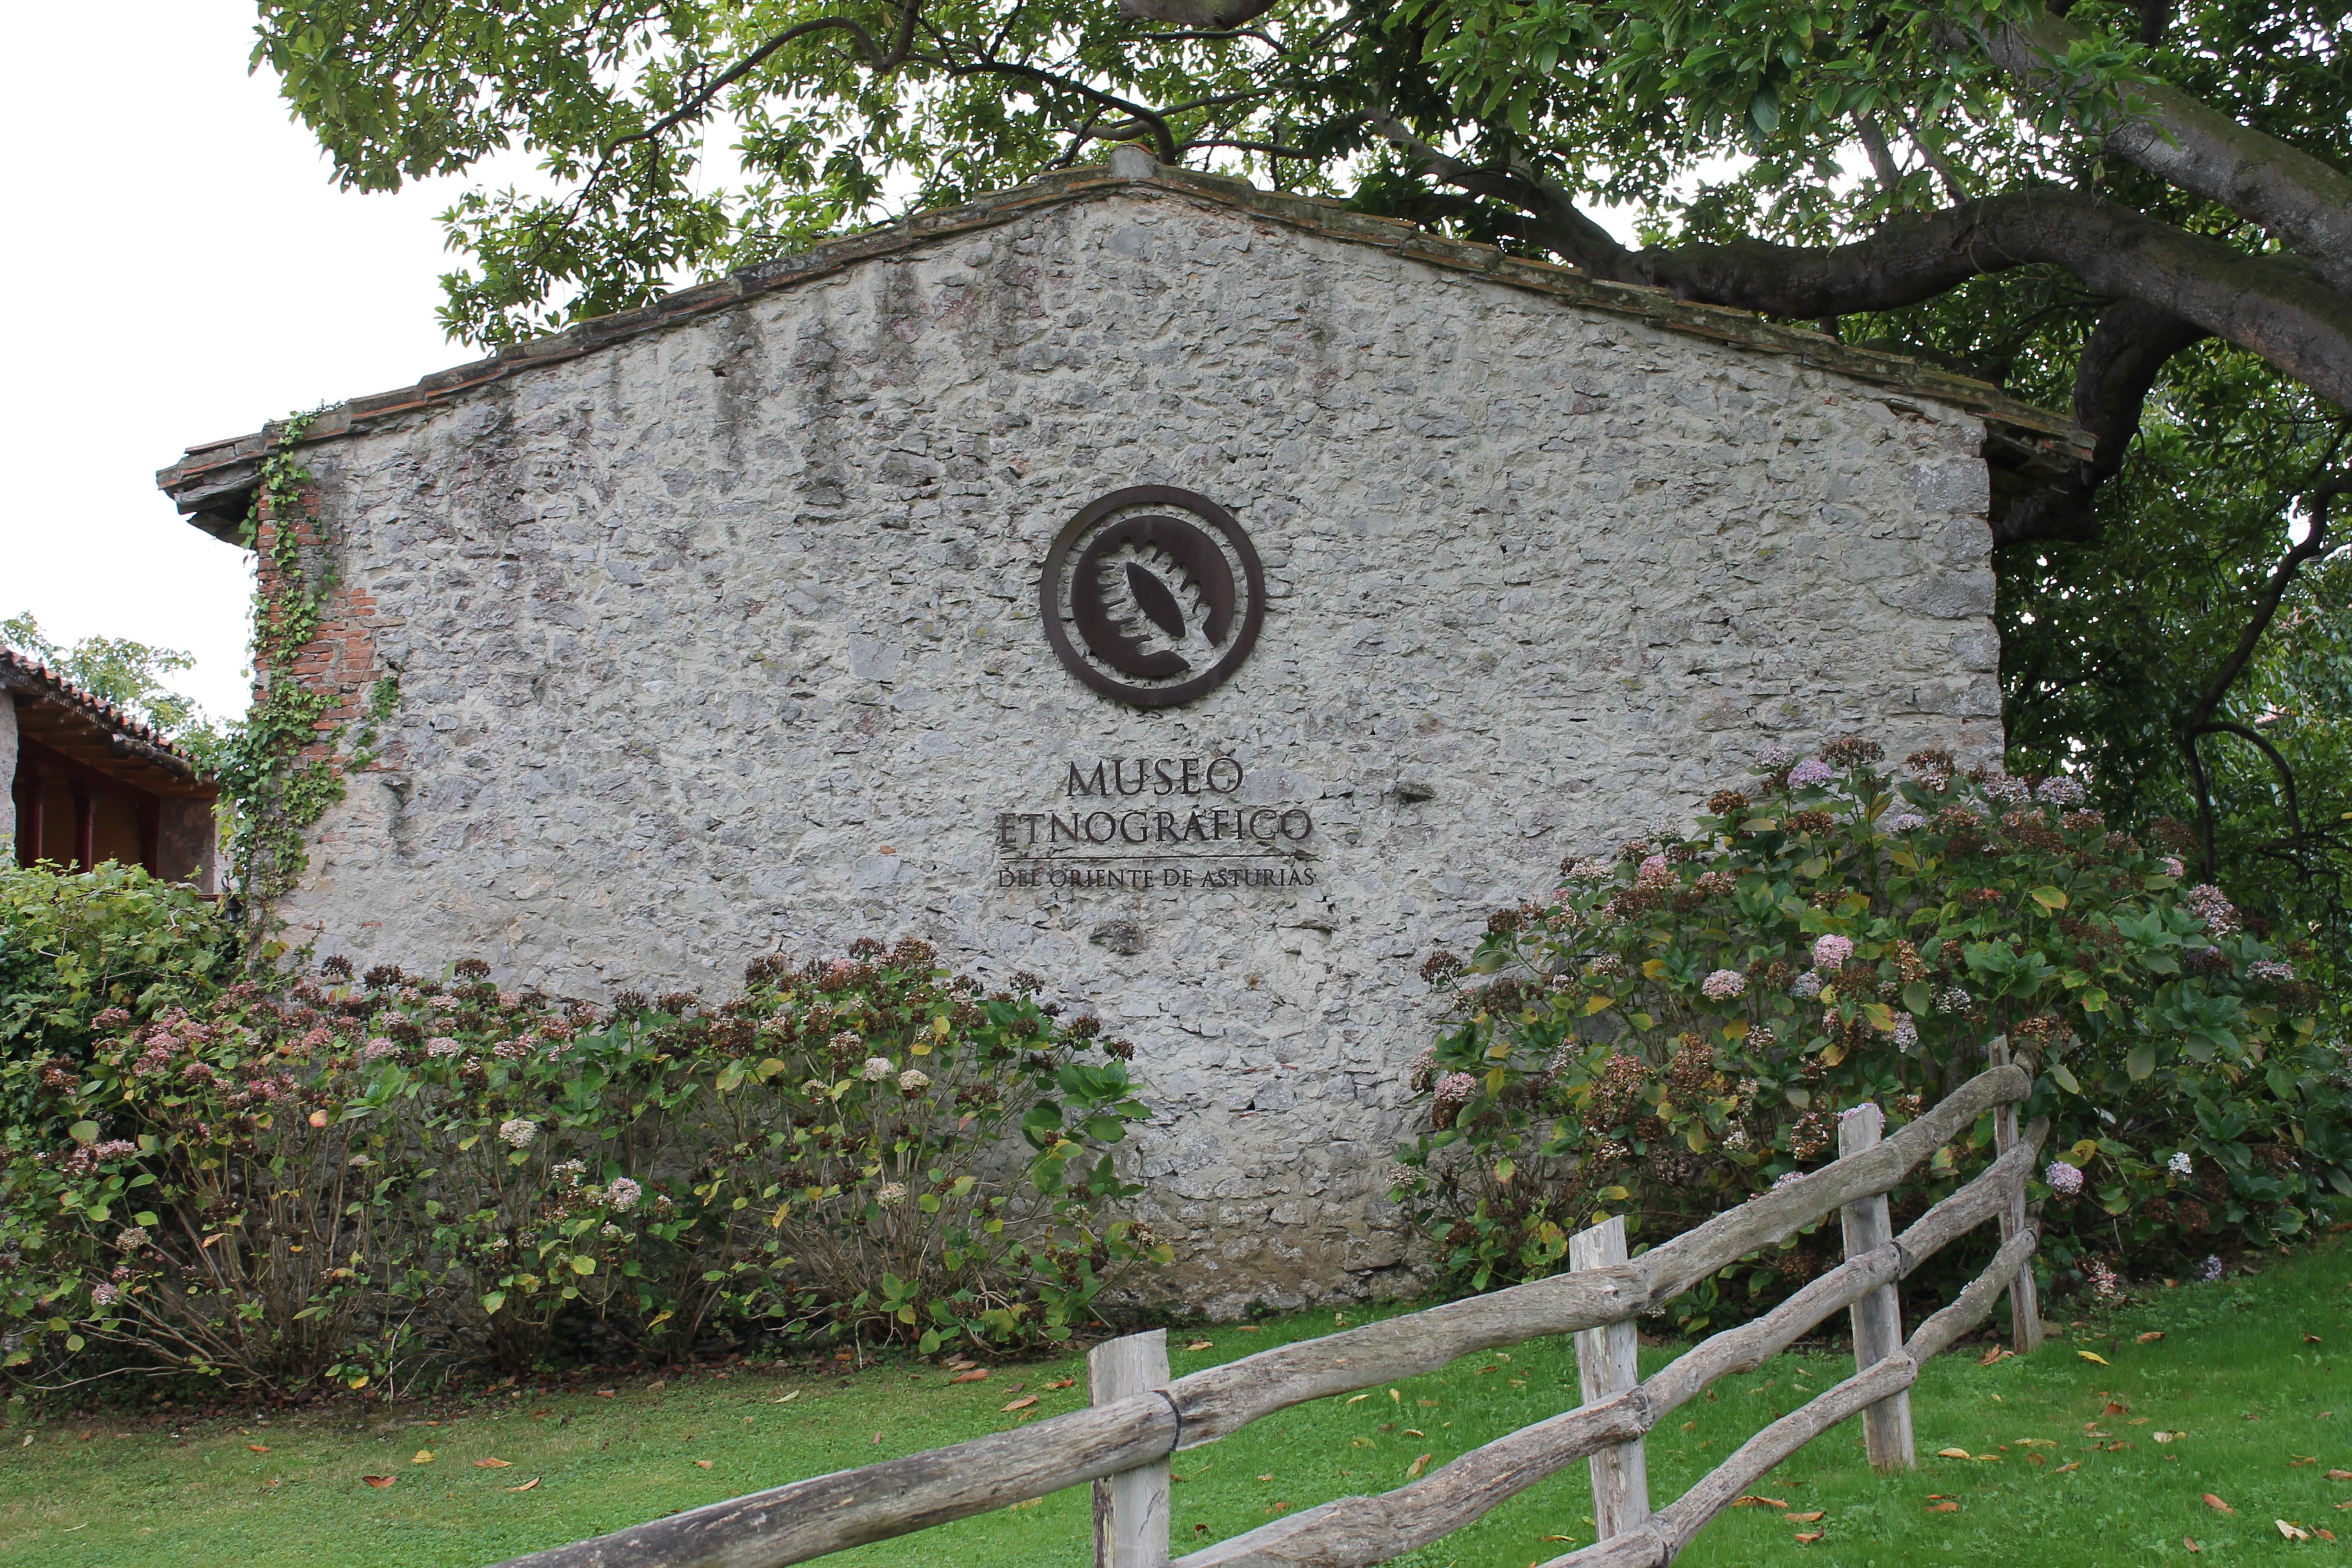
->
1, 695, 17, 856
258, 182, 2001, 1313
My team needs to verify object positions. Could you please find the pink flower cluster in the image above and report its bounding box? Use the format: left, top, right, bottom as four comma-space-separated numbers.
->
2182, 884, 2240, 936
1810, 934, 1853, 971
2035, 775, 2087, 806
1788, 758, 1836, 787
1700, 969, 1747, 1001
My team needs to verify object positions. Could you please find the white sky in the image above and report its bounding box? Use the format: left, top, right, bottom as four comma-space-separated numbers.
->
0, 2, 527, 721
0, 4, 1664, 728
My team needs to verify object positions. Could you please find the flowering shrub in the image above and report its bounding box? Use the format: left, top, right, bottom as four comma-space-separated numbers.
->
1399, 742, 2350, 1321
0, 864, 230, 1091
1, 941, 1161, 1392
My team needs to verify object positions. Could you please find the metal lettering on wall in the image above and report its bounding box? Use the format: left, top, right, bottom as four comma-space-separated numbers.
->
1039, 487, 1264, 707
996, 756, 1316, 892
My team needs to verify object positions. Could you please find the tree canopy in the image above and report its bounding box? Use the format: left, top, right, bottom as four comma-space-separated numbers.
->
2, 613, 215, 746
253, 0, 2351, 960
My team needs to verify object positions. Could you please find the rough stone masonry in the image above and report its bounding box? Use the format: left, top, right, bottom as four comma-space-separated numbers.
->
160, 154, 2083, 1313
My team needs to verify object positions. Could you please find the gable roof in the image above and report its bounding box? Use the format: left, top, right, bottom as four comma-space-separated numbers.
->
2, 647, 216, 796
157, 154, 2090, 539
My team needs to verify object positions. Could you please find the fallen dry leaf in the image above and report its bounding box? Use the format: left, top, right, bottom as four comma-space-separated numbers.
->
2307, 1335, 2324, 1344
475, 1457, 513, 1468
1001, 1396, 1038, 1413
1046, 1379, 1075, 1390
1936, 1447, 1973, 1460
1542, 1536, 1575, 1543
247, 1443, 269, 1453
1257, 1473, 1275, 1483
2294, 1456, 2319, 1467
1405, 1453, 1431, 1480
2204, 1494, 2236, 1515
2326, 1469, 2352, 1482
1786, 1510, 1826, 1523
2079, 1351, 2110, 1365
1186, 1341, 1215, 1351
695, 1460, 714, 1469
506, 1478, 539, 1493
2321, 1528, 2339, 1542
2185, 1537, 2200, 1553
1733, 1495, 1790, 1510
1977, 1344, 2006, 1366
412, 1450, 435, 1465
595, 1389, 616, 1398
1346, 1394, 1371, 1405
2279, 1520, 2311, 1542
2055, 1461, 2081, 1473
2137, 1331, 2165, 1343
1402, 1428, 1425, 1438
1795, 1531, 1825, 1544
1926, 1501, 1959, 1513
2156, 1431, 2181, 1443
361, 1476, 395, 1489
950, 1370, 989, 1384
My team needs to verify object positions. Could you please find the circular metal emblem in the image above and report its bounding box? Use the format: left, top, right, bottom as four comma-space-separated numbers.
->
1040, 486, 1265, 708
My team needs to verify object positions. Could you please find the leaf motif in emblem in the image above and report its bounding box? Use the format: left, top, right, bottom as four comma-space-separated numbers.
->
1125, 561, 1190, 640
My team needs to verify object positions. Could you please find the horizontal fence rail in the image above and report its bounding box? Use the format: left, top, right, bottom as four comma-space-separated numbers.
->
489, 1063, 2038, 1568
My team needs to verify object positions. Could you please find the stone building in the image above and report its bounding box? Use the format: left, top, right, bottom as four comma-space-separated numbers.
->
4, 648, 218, 887
157, 151, 2080, 1309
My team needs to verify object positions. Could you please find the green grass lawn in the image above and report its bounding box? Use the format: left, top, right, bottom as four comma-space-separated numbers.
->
6, 1238, 2349, 1567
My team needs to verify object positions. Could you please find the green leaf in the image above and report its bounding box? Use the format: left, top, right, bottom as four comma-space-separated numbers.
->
2049, 1061, 2081, 1094
2125, 1043, 2154, 1081
572, 1255, 596, 1275
69, 1121, 99, 1146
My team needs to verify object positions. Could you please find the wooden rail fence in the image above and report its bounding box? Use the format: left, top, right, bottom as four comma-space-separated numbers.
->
491, 1061, 2045, 1568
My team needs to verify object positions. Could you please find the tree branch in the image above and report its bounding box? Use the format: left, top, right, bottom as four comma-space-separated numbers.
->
2177, 478, 2345, 879
1117, 0, 1281, 26
1980, 8, 2352, 296
1996, 301, 2212, 546
608, 6, 919, 155
2193, 719, 2307, 878
1370, 132, 2352, 411
2184, 479, 2345, 733
1853, 114, 1902, 197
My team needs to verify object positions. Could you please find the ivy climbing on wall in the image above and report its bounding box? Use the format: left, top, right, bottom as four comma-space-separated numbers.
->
206, 411, 396, 946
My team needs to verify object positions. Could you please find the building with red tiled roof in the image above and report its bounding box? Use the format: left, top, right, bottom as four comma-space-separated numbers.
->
2, 648, 219, 889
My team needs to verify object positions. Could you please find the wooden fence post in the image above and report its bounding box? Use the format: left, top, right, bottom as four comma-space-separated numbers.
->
1838, 1103, 1915, 1471
1090, 1329, 1171, 1568
1569, 1215, 1651, 1539
1986, 1038, 2045, 1355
